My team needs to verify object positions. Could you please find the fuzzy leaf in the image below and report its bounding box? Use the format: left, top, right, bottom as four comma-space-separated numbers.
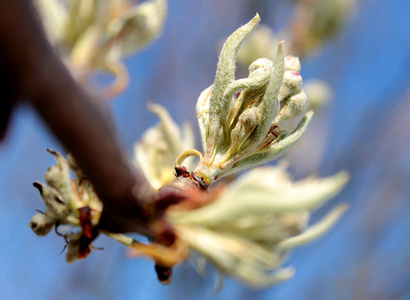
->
196, 85, 213, 151
220, 111, 313, 178
206, 14, 260, 156
278, 203, 348, 249
231, 42, 285, 157
171, 167, 348, 227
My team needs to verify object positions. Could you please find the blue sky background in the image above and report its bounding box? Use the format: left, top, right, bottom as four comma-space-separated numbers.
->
0, 0, 409, 299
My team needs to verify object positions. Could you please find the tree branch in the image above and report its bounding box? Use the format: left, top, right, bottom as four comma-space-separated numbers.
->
0, 0, 160, 235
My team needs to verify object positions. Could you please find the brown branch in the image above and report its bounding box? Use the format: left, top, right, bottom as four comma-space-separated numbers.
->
0, 0, 163, 236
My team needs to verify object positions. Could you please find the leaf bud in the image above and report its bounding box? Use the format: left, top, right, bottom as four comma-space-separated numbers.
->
29, 213, 55, 236
284, 56, 301, 72
276, 90, 309, 123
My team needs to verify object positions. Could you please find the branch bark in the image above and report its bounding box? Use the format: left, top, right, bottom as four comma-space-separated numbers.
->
0, 0, 159, 236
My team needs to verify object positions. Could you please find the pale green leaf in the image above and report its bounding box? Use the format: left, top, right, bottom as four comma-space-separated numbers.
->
206, 14, 260, 156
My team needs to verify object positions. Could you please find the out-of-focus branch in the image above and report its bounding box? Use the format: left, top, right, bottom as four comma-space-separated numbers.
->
0, 0, 160, 236
287, 0, 315, 57
288, 0, 357, 57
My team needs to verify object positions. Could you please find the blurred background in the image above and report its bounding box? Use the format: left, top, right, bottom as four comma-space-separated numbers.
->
1, 0, 410, 299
